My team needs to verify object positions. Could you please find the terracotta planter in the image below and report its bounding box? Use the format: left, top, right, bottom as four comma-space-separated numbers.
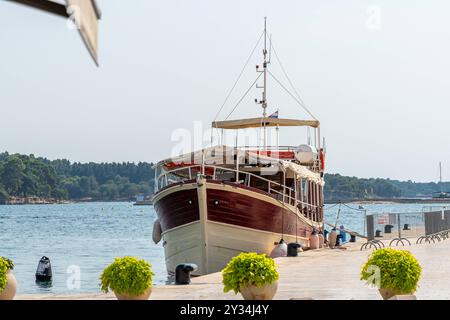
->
379, 288, 413, 300
114, 287, 152, 300
240, 282, 278, 300
0, 269, 17, 300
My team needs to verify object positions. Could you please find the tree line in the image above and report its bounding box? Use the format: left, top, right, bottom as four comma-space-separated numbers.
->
324, 173, 448, 200
0, 152, 154, 203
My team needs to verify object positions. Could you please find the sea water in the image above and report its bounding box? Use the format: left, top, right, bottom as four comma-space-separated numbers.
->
0, 201, 443, 294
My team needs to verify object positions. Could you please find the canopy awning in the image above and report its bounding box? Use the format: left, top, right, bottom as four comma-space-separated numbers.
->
212, 117, 320, 129
282, 161, 325, 186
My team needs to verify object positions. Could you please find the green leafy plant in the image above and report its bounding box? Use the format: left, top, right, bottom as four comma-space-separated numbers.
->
100, 256, 154, 296
222, 252, 279, 294
361, 248, 422, 295
0, 257, 14, 292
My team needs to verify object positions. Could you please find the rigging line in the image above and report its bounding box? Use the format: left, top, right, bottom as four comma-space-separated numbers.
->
295, 206, 298, 243
268, 70, 317, 120
341, 202, 367, 212
224, 72, 264, 120
324, 202, 342, 210
334, 203, 342, 228
271, 43, 308, 107
213, 30, 265, 123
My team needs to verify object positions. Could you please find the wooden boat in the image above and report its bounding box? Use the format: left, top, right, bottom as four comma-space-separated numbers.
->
152, 19, 325, 276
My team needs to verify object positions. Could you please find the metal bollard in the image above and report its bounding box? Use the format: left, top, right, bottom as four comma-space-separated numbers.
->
287, 243, 301, 257
175, 263, 198, 285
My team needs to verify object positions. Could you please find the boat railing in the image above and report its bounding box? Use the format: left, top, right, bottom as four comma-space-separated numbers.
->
156, 164, 320, 216
238, 145, 299, 151
238, 146, 322, 172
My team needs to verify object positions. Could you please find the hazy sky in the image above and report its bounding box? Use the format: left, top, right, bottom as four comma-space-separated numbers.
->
1, 0, 450, 182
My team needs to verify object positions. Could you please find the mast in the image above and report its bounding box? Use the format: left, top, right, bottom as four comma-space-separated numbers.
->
263, 17, 268, 150
257, 17, 269, 150
440, 162, 443, 193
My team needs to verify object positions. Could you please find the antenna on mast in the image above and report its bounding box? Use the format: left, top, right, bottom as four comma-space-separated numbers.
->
256, 17, 269, 150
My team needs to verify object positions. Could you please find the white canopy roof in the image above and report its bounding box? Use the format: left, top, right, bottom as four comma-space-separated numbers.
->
212, 117, 320, 129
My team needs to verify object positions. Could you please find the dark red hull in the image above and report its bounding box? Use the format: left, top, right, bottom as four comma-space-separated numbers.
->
153, 180, 315, 238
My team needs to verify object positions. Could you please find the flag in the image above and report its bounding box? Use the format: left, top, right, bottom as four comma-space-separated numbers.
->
268, 110, 279, 118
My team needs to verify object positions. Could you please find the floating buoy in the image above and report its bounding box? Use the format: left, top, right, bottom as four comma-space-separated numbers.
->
35, 256, 52, 281
270, 239, 287, 258
152, 219, 162, 244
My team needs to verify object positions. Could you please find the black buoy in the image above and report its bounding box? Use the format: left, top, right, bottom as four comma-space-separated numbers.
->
35, 256, 52, 281
175, 263, 198, 285
287, 243, 301, 257
375, 230, 383, 237
350, 234, 356, 242
403, 224, 411, 230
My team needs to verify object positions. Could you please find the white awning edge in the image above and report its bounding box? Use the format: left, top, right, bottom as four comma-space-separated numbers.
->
282, 161, 325, 186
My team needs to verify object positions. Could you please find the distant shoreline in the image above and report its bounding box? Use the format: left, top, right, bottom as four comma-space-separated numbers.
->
325, 198, 450, 204
1, 198, 135, 205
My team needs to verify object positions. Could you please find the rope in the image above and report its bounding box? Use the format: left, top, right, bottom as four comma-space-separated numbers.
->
224, 72, 263, 120
324, 202, 341, 210
334, 203, 342, 228
213, 31, 264, 122
341, 202, 367, 212
268, 70, 317, 120
271, 42, 317, 120
271, 42, 310, 111
324, 221, 367, 239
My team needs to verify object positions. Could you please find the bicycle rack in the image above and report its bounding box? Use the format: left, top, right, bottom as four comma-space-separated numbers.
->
389, 237, 411, 247
416, 229, 450, 244
360, 239, 385, 251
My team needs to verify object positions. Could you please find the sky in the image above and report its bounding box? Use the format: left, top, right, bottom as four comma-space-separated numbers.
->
1, 0, 450, 182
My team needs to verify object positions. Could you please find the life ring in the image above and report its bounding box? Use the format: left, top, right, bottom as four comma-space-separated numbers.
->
152, 219, 162, 244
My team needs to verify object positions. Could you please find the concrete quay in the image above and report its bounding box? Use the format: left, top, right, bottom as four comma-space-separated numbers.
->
16, 239, 450, 300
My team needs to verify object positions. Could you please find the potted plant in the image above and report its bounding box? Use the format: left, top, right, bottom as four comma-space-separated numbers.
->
222, 252, 279, 300
100, 256, 154, 300
0, 257, 17, 300
360, 248, 422, 300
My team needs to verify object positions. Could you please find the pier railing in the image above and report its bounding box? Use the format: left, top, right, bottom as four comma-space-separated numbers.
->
362, 207, 450, 249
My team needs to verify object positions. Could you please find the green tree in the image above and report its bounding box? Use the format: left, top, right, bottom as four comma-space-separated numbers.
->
0, 156, 25, 195
0, 185, 9, 204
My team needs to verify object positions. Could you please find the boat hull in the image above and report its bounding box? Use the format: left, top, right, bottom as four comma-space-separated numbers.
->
153, 179, 319, 275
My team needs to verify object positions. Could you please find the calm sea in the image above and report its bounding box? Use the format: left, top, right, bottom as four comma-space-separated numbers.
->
0, 201, 444, 294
